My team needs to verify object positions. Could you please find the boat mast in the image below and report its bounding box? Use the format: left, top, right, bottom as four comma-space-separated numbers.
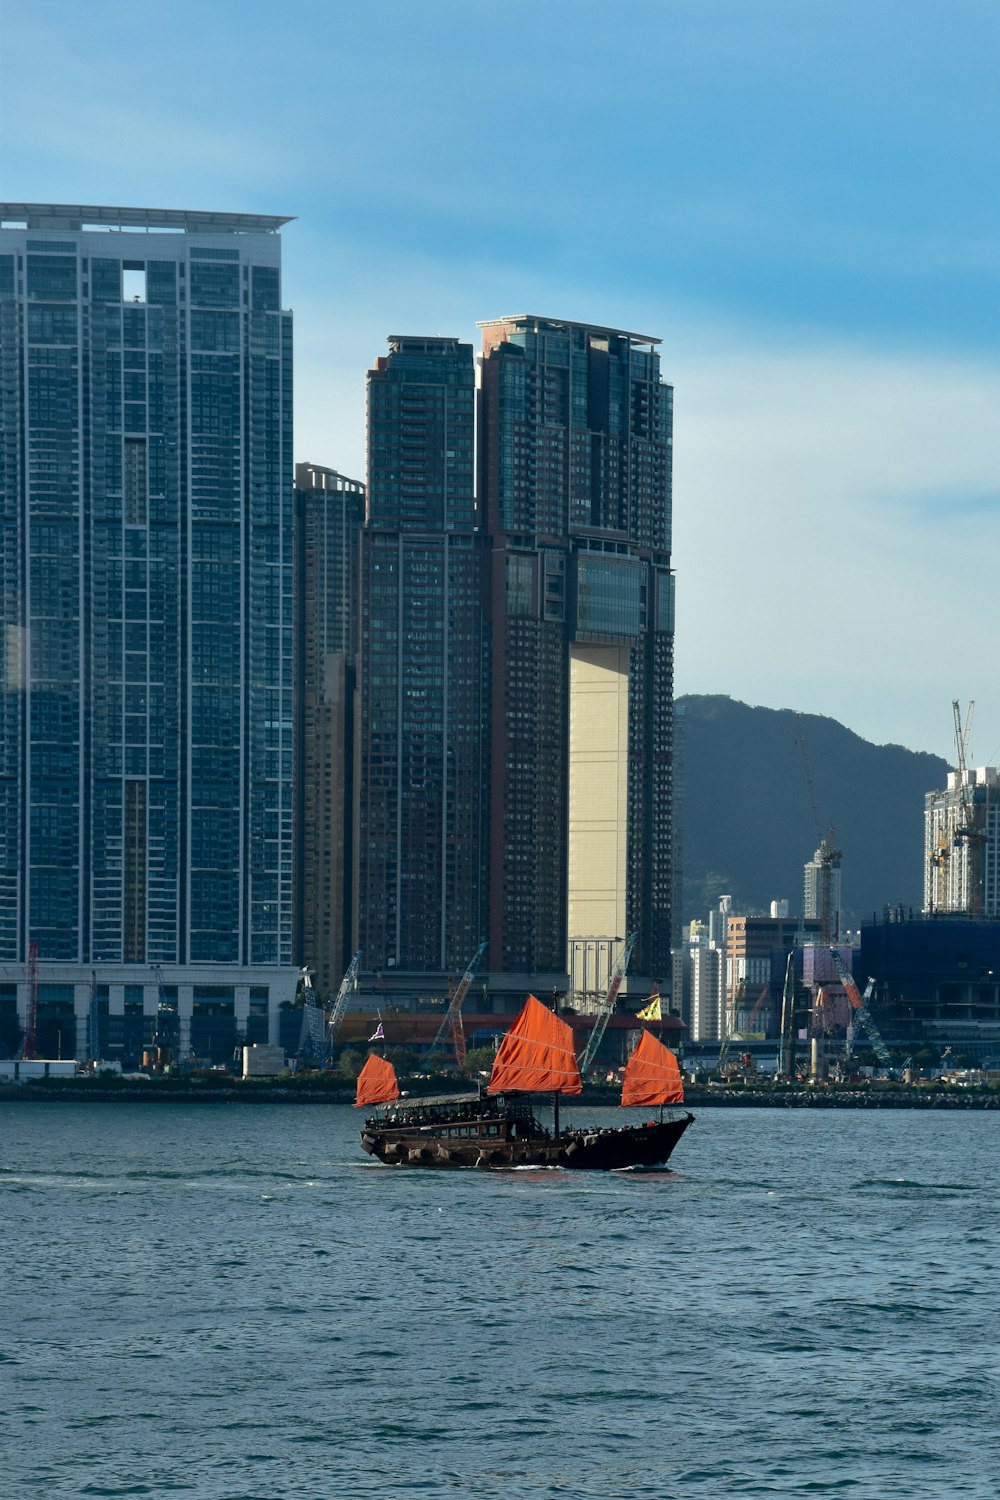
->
550, 987, 560, 1140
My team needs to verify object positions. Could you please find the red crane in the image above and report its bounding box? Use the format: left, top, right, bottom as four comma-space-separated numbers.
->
432, 941, 487, 1065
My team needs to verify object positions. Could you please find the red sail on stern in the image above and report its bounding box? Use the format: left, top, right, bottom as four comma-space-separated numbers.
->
487, 994, 583, 1096
621, 1028, 684, 1108
355, 1054, 400, 1108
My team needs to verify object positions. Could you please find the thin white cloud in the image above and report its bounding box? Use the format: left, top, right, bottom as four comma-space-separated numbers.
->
290, 240, 1000, 762
669, 326, 1000, 758
2, 8, 282, 188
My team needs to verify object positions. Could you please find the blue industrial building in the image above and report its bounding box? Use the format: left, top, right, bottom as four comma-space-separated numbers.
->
860, 913, 1000, 1046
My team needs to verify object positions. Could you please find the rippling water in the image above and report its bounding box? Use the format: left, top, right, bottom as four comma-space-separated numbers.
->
3, 1102, 998, 1499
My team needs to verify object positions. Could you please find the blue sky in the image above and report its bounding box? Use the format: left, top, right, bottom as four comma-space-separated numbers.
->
3, 0, 999, 761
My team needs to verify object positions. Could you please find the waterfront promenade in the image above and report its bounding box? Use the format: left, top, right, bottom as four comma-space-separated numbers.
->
3, 1074, 999, 1109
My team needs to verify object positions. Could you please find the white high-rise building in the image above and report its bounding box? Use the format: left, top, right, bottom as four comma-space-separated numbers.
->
925, 767, 1000, 917
690, 939, 724, 1041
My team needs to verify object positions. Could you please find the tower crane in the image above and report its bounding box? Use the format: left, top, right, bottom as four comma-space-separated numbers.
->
431, 940, 487, 1064
795, 714, 842, 943
951, 699, 986, 916
579, 932, 638, 1073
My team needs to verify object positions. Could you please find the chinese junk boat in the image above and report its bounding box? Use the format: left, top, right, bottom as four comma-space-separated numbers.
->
357, 994, 693, 1171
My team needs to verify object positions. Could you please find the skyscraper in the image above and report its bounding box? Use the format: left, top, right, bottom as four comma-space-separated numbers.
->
0, 203, 296, 1062
478, 316, 674, 990
357, 337, 488, 976
293, 462, 365, 995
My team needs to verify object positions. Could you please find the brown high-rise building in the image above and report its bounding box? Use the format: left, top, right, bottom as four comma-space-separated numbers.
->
478, 316, 674, 993
293, 462, 364, 996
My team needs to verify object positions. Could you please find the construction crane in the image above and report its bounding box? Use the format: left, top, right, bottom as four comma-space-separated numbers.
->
795, 714, 842, 943
827, 947, 895, 1075
951, 699, 986, 916
431, 940, 487, 1064
297, 952, 364, 1066
87, 971, 100, 1063
17, 940, 39, 1060
928, 828, 951, 914
151, 963, 181, 1066
579, 932, 638, 1073
718, 982, 769, 1074
777, 952, 797, 1081
325, 950, 363, 1054
717, 983, 743, 1074
955, 698, 975, 771
296, 969, 327, 1067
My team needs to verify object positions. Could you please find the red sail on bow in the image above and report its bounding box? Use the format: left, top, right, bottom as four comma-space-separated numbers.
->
487, 994, 583, 1096
621, 1028, 684, 1108
355, 1054, 400, 1108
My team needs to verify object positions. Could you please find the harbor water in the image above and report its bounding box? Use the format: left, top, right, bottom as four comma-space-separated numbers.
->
3, 1102, 999, 1498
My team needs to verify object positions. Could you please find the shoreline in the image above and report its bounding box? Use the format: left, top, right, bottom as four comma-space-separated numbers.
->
2, 1079, 999, 1110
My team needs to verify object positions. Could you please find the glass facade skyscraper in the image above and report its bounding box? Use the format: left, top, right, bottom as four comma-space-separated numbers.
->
358, 337, 488, 974
0, 204, 297, 1062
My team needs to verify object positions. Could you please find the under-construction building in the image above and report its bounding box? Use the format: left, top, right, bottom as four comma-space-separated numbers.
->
924, 767, 1000, 918
804, 831, 842, 943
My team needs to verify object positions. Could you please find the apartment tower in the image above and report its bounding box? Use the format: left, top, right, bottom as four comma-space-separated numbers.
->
357, 337, 488, 976
0, 203, 297, 1061
293, 462, 365, 996
478, 315, 674, 991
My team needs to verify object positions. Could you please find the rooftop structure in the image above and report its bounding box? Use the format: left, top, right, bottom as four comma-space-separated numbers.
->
0, 203, 292, 233
478, 313, 661, 349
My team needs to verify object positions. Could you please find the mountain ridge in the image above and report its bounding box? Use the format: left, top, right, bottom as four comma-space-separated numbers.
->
675, 694, 950, 928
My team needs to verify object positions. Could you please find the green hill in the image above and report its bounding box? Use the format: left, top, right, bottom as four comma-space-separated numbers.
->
675, 695, 950, 928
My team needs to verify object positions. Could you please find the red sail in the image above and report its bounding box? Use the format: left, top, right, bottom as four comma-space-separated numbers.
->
487, 994, 583, 1096
355, 1054, 400, 1108
621, 1028, 684, 1107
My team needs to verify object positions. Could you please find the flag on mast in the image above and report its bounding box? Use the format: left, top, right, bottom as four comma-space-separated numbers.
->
636, 989, 661, 1023
368, 1021, 385, 1042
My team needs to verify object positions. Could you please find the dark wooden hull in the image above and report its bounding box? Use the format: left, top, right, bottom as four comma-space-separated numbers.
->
360, 1111, 693, 1171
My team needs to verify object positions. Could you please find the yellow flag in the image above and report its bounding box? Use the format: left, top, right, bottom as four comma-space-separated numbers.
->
636, 996, 661, 1022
